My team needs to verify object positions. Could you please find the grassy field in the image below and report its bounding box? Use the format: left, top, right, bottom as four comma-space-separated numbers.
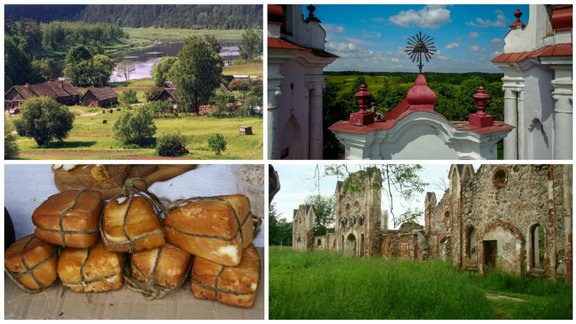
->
123, 27, 244, 42
223, 62, 263, 77
269, 247, 572, 320
9, 106, 263, 160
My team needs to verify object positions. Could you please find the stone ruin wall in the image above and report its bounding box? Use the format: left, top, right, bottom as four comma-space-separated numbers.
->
292, 205, 315, 252
461, 165, 571, 279
426, 188, 455, 262
292, 164, 572, 283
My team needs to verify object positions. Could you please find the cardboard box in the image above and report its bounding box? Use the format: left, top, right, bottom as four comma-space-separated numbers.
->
5, 249, 264, 319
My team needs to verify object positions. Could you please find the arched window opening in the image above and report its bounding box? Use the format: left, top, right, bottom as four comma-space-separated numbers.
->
467, 227, 477, 260
493, 169, 507, 188
531, 224, 545, 269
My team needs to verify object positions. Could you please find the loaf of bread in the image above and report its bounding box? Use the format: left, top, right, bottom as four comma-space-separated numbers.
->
101, 196, 165, 253
57, 240, 124, 293
130, 243, 192, 289
5, 235, 58, 293
53, 165, 131, 200
165, 194, 254, 266
191, 244, 260, 308
32, 190, 103, 248
53, 164, 197, 200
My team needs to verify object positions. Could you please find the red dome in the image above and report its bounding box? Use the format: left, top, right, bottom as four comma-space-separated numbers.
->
407, 74, 437, 111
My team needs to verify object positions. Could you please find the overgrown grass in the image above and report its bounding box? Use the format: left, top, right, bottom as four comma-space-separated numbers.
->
269, 247, 573, 320
12, 106, 263, 160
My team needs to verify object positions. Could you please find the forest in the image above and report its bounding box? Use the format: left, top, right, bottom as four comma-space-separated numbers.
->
5, 5, 263, 29
322, 71, 505, 159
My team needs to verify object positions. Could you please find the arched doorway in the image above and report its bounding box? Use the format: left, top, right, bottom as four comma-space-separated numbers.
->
296, 237, 303, 251
360, 234, 365, 257
345, 233, 357, 256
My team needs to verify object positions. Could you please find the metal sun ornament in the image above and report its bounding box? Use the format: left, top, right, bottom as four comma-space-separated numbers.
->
405, 32, 436, 74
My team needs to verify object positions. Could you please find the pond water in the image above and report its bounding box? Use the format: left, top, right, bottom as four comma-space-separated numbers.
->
109, 40, 239, 83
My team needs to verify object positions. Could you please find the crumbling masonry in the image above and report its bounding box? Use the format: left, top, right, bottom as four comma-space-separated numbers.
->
292, 165, 573, 283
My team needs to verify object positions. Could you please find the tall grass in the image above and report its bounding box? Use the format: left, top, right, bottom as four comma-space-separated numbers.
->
270, 247, 493, 319
269, 247, 573, 320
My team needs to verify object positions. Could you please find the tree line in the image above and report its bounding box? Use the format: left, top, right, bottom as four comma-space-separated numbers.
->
5, 19, 125, 90
322, 72, 505, 159
6, 5, 263, 30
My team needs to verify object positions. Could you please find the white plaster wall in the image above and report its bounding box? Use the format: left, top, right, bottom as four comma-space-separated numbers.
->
278, 60, 311, 159
381, 128, 460, 160
522, 67, 555, 159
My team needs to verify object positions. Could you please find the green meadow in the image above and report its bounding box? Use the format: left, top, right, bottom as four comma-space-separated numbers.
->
269, 247, 572, 320
7, 106, 263, 160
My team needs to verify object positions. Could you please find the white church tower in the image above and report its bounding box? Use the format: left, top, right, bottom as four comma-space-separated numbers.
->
492, 5, 573, 160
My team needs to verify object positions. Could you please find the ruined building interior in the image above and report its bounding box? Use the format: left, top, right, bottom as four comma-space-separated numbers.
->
292, 165, 573, 284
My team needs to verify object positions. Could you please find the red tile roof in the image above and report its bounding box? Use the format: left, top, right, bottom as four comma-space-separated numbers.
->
268, 5, 284, 25
552, 5, 572, 31
492, 44, 572, 63
268, 37, 338, 58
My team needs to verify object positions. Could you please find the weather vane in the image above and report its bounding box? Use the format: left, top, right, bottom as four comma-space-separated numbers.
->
405, 32, 436, 74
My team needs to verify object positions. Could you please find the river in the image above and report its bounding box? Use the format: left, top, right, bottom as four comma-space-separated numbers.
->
109, 40, 240, 83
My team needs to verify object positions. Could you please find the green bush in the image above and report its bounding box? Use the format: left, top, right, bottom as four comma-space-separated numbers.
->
156, 132, 189, 157
207, 133, 227, 155
4, 135, 20, 159
119, 89, 138, 106
113, 108, 156, 147
14, 97, 74, 147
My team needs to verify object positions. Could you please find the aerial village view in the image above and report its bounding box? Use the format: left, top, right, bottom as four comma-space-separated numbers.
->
4, 4, 263, 160
268, 4, 573, 320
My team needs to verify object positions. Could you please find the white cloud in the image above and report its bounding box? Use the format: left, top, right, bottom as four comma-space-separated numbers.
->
391, 58, 399, 63
445, 42, 459, 49
389, 5, 451, 28
322, 23, 345, 34
469, 32, 479, 39
326, 42, 361, 55
470, 45, 481, 52
490, 38, 503, 45
466, 9, 507, 28
362, 31, 382, 39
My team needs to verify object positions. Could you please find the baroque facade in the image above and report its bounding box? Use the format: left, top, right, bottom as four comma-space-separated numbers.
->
267, 5, 337, 159
292, 165, 573, 283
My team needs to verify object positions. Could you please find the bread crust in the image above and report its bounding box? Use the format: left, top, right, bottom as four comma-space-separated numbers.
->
102, 196, 165, 253
191, 245, 260, 308
130, 243, 192, 288
32, 190, 102, 248
5, 234, 58, 292
165, 194, 253, 266
57, 240, 124, 293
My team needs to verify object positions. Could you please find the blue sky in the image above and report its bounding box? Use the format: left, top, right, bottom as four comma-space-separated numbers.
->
271, 164, 480, 229
312, 4, 530, 73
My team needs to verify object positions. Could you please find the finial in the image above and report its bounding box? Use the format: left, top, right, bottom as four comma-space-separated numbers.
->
509, 8, 525, 29
469, 86, 494, 127
305, 5, 321, 23
350, 83, 374, 126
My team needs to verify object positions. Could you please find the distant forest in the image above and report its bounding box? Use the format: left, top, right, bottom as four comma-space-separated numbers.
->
5, 5, 263, 29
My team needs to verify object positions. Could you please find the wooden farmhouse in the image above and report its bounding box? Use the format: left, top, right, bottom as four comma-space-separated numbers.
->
153, 88, 180, 108
81, 87, 118, 107
4, 80, 80, 113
